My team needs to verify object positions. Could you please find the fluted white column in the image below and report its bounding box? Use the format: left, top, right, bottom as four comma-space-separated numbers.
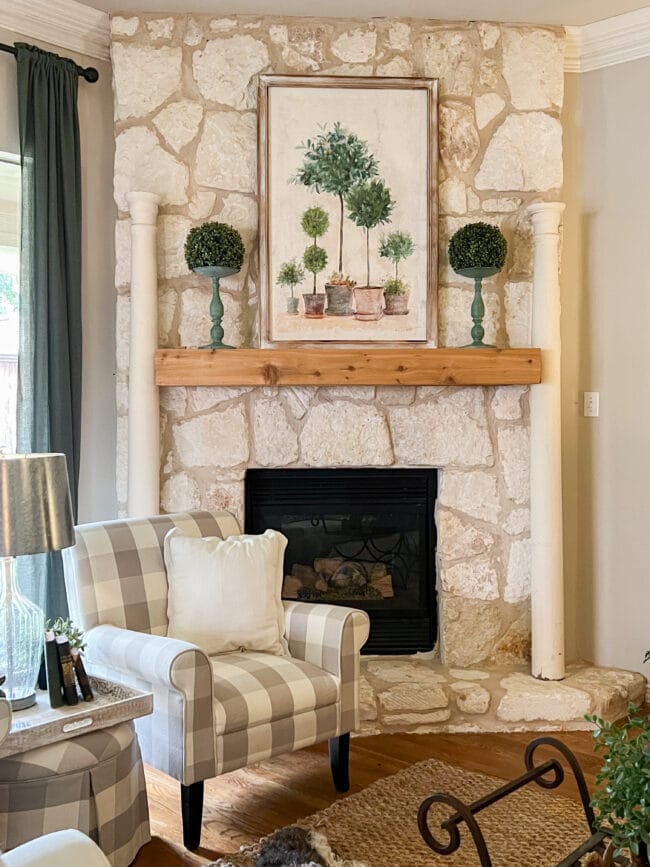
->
127, 192, 160, 518
528, 202, 566, 680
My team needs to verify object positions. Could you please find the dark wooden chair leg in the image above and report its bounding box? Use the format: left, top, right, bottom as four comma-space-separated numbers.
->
329, 732, 350, 792
181, 780, 204, 850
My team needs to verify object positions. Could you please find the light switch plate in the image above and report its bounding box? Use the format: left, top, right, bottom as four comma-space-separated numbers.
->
583, 391, 599, 417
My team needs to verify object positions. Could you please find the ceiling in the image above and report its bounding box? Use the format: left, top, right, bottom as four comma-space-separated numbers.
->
76, 0, 650, 27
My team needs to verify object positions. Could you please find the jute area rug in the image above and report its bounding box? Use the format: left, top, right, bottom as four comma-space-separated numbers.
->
212, 757, 592, 867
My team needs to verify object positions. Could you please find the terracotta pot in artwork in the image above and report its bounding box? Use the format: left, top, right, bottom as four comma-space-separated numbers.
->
302, 293, 326, 318
383, 289, 410, 315
353, 286, 383, 321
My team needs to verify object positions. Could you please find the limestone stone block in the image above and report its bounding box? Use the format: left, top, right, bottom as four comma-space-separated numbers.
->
284, 24, 329, 67
466, 189, 480, 211
319, 386, 375, 401
159, 387, 187, 416
479, 57, 499, 89
476, 113, 562, 191
439, 102, 480, 173
114, 219, 131, 288
563, 666, 647, 718
114, 127, 188, 212
253, 398, 299, 466
419, 30, 480, 96
439, 470, 500, 523
502, 27, 564, 110
282, 386, 317, 419
111, 16, 139, 36
159, 289, 177, 346
184, 18, 203, 46
115, 371, 128, 416
478, 22, 500, 50
441, 557, 499, 601
475, 92, 505, 129
365, 661, 447, 685
173, 404, 249, 467
269, 25, 288, 43
505, 538, 531, 602
209, 18, 237, 31
332, 28, 376, 62
498, 426, 530, 504
205, 480, 245, 525
391, 389, 493, 468
387, 22, 411, 50
157, 215, 191, 279
195, 111, 257, 193
217, 193, 258, 247
300, 402, 393, 466
483, 197, 522, 213
189, 386, 252, 412
437, 510, 495, 560
116, 415, 128, 506
439, 178, 467, 215
449, 668, 490, 680
377, 56, 414, 76
503, 507, 530, 536
193, 36, 269, 109
441, 596, 503, 666
505, 281, 532, 346
493, 610, 531, 662
359, 676, 378, 721
324, 64, 374, 76
112, 44, 182, 120
280, 45, 319, 71
383, 709, 451, 726
456, 685, 491, 714
189, 191, 217, 220
378, 683, 448, 713
437, 285, 499, 347
153, 100, 203, 153
491, 385, 526, 420
115, 294, 130, 372
179, 286, 210, 347
146, 18, 174, 40
497, 673, 592, 722
375, 386, 415, 406
161, 472, 200, 513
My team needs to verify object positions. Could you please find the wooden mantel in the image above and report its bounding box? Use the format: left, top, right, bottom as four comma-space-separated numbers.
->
154, 347, 541, 387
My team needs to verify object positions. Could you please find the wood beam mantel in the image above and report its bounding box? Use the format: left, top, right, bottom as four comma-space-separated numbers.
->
154, 347, 541, 388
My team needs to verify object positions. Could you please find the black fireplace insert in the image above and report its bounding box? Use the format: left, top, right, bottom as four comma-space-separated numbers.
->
245, 468, 437, 654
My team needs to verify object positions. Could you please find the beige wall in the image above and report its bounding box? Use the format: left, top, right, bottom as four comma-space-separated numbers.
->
0, 27, 117, 523
562, 58, 650, 673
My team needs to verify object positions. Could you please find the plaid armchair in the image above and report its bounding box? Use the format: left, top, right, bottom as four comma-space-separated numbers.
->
63, 511, 370, 850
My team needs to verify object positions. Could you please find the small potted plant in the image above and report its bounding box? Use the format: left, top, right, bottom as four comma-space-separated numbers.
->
448, 221, 507, 349
346, 179, 394, 321
277, 260, 305, 315
585, 705, 650, 865
324, 272, 356, 317
380, 230, 414, 316
301, 206, 329, 318
184, 221, 245, 349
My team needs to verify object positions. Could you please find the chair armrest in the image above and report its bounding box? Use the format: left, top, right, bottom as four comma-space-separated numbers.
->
0, 698, 11, 745
0, 830, 111, 867
84, 625, 216, 785
283, 602, 370, 734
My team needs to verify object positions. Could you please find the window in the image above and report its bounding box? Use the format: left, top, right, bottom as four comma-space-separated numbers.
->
0, 155, 20, 454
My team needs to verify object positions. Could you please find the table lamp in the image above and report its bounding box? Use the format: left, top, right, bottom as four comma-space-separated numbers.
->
0, 454, 75, 710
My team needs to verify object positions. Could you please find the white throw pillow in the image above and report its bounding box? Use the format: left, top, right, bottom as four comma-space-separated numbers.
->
163, 528, 289, 656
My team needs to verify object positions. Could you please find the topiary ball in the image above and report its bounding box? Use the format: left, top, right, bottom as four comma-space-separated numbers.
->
448, 222, 507, 272
184, 221, 245, 271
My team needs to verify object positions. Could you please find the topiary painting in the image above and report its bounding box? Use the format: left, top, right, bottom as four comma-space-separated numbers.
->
303, 245, 328, 293
184, 221, 245, 271
346, 180, 394, 287
448, 222, 507, 273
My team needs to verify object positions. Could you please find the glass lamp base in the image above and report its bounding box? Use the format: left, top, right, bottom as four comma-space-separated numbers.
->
10, 692, 36, 711
0, 557, 44, 713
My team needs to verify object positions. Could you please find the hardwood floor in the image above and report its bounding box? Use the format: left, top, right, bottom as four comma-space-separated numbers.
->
133, 728, 604, 866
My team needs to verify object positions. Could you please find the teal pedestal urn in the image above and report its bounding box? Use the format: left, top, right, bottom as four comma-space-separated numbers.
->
194, 265, 239, 349
457, 265, 499, 349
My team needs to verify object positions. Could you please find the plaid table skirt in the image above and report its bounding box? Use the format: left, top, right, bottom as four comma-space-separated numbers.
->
0, 721, 150, 867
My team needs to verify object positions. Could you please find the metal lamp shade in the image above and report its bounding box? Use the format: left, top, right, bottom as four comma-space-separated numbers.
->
0, 453, 74, 557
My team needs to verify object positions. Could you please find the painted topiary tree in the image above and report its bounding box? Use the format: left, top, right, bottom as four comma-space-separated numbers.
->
346, 180, 394, 288
303, 245, 328, 293
380, 230, 414, 296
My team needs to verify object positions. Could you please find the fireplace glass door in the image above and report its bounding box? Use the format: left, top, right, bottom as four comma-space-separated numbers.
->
245, 468, 437, 654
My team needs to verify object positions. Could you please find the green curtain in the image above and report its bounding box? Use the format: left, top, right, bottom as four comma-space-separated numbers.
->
15, 43, 82, 619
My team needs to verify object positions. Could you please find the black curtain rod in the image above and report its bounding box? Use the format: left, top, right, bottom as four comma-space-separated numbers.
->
0, 42, 99, 83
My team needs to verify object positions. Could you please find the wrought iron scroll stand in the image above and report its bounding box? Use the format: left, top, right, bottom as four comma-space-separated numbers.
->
417, 736, 649, 867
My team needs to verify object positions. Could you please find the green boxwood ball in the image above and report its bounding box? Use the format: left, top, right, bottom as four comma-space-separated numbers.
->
184, 221, 245, 271
448, 222, 507, 272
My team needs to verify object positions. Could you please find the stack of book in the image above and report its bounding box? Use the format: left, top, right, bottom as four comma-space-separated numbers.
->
43, 631, 94, 707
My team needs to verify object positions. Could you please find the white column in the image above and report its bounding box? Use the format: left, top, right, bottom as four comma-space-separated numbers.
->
528, 202, 566, 680
126, 192, 161, 518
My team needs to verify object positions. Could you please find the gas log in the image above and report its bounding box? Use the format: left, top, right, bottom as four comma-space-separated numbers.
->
283, 558, 394, 600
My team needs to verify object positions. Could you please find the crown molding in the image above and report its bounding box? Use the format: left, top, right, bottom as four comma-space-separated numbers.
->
0, 0, 109, 63
565, 6, 650, 74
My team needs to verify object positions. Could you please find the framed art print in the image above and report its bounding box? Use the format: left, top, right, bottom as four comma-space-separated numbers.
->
258, 74, 438, 346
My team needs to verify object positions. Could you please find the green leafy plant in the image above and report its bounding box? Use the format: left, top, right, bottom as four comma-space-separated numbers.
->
277, 260, 305, 299
301, 206, 329, 240
379, 230, 414, 281
448, 222, 507, 272
303, 245, 328, 292
346, 180, 394, 287
294, 122, 378, 273
585, 705, 650, 864
327, 272, 356, 287
184, 221, 245, 271
383, 277, 408, 297
45, 617, 87, 653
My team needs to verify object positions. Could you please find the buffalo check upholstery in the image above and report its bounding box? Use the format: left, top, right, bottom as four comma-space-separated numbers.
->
63, 512, 370, 788
0, 710, 150, 867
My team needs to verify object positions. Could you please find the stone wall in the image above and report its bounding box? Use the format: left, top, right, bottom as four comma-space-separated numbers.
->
111, 13, 565, 666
